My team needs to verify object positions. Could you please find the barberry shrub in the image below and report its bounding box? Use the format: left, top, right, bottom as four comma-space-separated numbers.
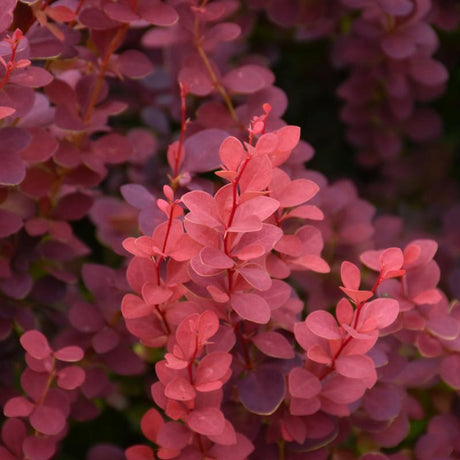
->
0, 1, 459, 460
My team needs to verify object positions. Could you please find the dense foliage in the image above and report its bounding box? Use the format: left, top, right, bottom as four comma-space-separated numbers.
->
0, 1, 459, 459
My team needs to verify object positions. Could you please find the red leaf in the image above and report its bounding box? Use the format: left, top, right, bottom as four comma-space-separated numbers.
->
252, 331, 294, 359
141, 408, 164, 442
288, 367, 322, 399
187, 407, 225, 436
20, 330, 52, 360
305, 310, 342, 340
231, 292, 271, 324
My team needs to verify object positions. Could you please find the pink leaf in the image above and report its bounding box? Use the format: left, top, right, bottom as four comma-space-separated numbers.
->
360, 298, 400, 330
321, 374, 367, 404
54, 345, 84, 362
9, 66, 53, 88
141, 408, 164, 443
410, 58, 448, 86
23, 436, 56, 460
252, 331, 295, 359
288, 367, 322, 399
219, 136, 245, 171
231, 292, 271, 324
335, 354, 377, 387
305, 310, 342, 340
142, 283, 173, 305
195, 352, 232, 390
20, 330, 52, 360
157, 422, 190, 449
237, 265, 272, 291
307, 344, 333, 365
0, 209, 23, 238
187, 407, 225, 436
165, 377, 196, 401
182, 190, 221, 228
118, 50, 154, 79
0, 106, 15, 119
222, 65, 274, 94
3, 396, 35, 417
122, 294, 151, 319
341, 261, 361, 290
30, 405, 66, 435
57, 366, 86, 390
440, 355, 460, 389
275, 178, 319, 208
137, 0, 179, 26
200, 247, 234, 269
412, 288, 442, 305
125, 445, 155, 460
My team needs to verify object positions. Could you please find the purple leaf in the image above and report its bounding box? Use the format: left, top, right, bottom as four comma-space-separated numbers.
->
440, 355, 460, 389
363, 384, 401, 421
182, 128, 229, 173
238, 367, 285, 415
0, 127, 29, 185
0, 209, 23, 237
